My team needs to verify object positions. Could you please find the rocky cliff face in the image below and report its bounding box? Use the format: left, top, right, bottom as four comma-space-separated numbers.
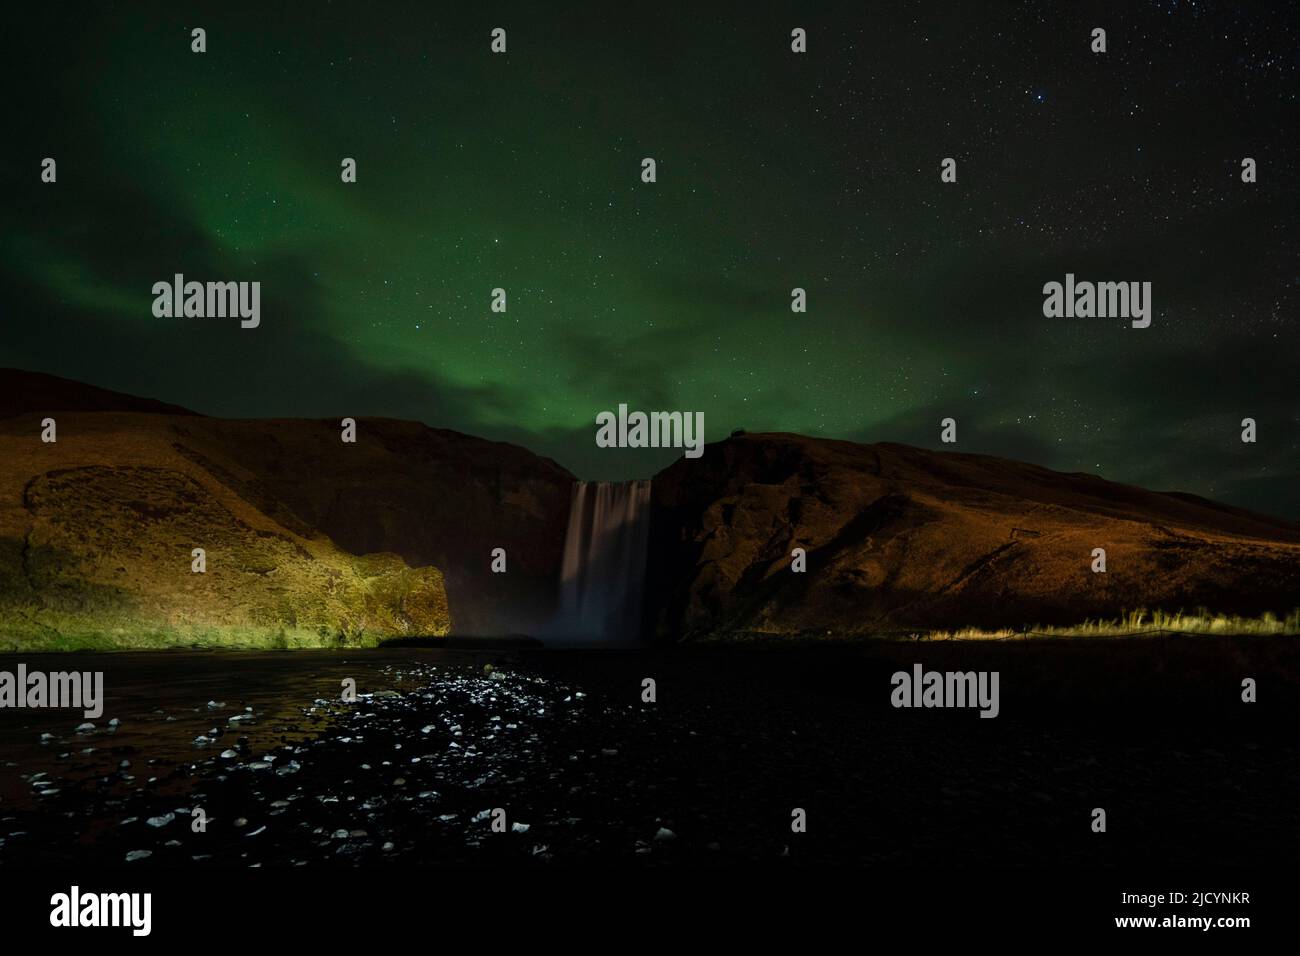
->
6, 372, 1299, 649
162, 415, 574, 635
647, 433, 1300, 640
0, 370, 572, 649
7, 463, 447, 648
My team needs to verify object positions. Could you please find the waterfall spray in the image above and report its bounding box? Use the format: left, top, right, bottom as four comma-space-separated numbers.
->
550, 480, 652, 642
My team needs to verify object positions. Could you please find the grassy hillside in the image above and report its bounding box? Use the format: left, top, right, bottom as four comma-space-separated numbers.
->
0, 409, 450, 650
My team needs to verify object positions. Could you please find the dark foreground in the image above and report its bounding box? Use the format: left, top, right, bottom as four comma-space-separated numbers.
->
0, 636, 1297, 869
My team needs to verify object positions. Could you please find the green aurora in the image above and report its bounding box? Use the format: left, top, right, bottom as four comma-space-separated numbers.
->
2, 1, 1297, 513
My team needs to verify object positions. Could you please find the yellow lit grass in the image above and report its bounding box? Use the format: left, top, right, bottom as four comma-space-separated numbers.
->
908, 608, 1300, 641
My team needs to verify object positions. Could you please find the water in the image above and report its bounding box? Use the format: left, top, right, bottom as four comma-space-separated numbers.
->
0, 643, 1296, 868
551, 480, 652, 643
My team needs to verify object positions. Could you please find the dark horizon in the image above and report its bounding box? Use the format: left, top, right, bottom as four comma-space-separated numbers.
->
6, 363, 1300, 529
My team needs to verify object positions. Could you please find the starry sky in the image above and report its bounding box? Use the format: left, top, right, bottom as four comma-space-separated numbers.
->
3, 1, 1298, 515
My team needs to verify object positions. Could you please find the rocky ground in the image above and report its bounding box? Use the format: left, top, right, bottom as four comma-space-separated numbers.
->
1, 640, 1297, 869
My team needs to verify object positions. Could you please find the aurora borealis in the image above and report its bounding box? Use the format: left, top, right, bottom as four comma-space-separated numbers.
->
3, 1, 1297, 514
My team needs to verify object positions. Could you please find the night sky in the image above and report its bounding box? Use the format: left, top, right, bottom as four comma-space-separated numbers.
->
3, 1, 1297, 515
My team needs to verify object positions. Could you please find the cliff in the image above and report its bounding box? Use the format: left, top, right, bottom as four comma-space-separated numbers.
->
0, 370, 573, 649
647, 433, 1300, 639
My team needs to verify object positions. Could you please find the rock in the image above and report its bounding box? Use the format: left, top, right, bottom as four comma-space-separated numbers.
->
0, 432, 456, 649
654, 827, 677, 842
146, 813, 174, 828
648, 433, 1300, 637
125, 850, 151, 862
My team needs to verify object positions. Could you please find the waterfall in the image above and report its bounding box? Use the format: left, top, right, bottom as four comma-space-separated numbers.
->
550, 480, 652, 643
